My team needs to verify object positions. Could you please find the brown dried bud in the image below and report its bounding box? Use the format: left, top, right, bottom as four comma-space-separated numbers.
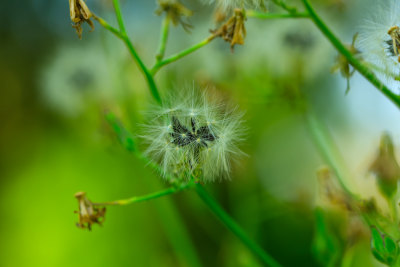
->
74, 192, 106, 230
156, 0, 193, 31
317, 167, 352, 211
331, 33, 361, 94
69, 0, 95, 39
211, 8, 246, 52
369, 133, 400, 199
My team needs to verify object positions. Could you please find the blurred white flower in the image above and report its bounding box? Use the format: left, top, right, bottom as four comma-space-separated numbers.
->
243, 19, 332, 81
141, 88, 245, 182
201, 0, 267, 12
358, 0, 400, 87
39, 41, 128, 117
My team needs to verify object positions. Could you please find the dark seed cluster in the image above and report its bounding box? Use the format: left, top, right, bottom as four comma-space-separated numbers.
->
170, 116, 217, 148
385, 39, 400, 57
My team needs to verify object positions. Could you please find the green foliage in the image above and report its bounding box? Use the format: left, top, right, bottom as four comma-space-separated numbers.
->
370, 226, 399, 265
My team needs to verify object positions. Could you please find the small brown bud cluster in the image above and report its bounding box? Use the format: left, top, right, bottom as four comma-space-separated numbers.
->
69, 0, 94, 39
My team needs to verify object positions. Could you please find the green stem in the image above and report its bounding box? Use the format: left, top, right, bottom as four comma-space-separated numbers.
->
302, 0, 400, 109
271, 0, 298, 13
304, 111, 356, 198
93, 181, 195, 206
194, 184, 281, 267
151, 35, 215, 75
156, 15, 170, 62
93, 15, 123, 39
246, 10, 309, 19
104, 111, 201, 266
111, 0, 162, 104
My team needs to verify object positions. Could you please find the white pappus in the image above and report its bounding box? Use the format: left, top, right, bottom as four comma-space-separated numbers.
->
358, 0, 400, 86
141, 88, 245, 182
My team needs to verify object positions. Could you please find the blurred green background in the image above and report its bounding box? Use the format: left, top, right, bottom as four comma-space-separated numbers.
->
1, 0, 399, 266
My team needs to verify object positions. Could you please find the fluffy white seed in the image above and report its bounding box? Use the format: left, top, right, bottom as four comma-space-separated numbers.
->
141, 88, 245, 182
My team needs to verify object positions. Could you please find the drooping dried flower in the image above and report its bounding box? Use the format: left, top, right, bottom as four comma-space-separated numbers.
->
69, 0, 95, 39
331, 33, 361, 94
74, 192, 106, 230
211, 8, 246, 51
369, 133, 400, 199
156, 0, 193, 31
317, 167, 352, 211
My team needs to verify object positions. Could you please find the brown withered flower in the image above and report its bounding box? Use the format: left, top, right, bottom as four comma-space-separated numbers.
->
369, 133, 400, 199
331, 33, 361, 94
211, 8, 246, 52
69, 0, 95, 39
317, 167, 353, 211
74, 192, 106, 230
156, 0, 193, 31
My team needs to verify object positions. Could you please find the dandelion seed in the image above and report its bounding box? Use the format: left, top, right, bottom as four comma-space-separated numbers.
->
141, 88, 245, 182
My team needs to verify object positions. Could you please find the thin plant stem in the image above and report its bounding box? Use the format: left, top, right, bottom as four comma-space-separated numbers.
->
270, 0, 298, 13
151, 35, 216, 75
304, 110, 356, 199
195, 183, 282, 267
104, 111, 202, 266
246, 10, 309, 19
156, 15, 170, 62
93, 181, 196, 206
111, 0, 162, 104
105, 111, 282, 266
301, 0, 400, 109
93, 15, 123, 39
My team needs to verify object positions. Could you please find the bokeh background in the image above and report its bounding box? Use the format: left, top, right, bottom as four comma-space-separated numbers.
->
1, 0, 400, 266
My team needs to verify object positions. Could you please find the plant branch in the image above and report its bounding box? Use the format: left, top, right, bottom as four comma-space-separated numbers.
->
302, 0, 400, 109
151, 35, 216, 75
271, 0, 298, 13
246, 10, 309, 19
93, 15, 123, 38
156, 15, 171, 62
304, 110, 356, 198
195, 183, 282, 267
111, 0, 162, 104
93, 181, 196, 206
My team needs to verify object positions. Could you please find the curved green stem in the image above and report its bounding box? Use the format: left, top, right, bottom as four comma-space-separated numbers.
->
301, 0, 400, 109
271, 0, 298, 13
111, 0, 162, 104
195, 184, 281, 267
93, 181, 196, 206
151, 35, 215, 75
304, 110, 356, 199
156, 15, 170, 62
246, 10, 309, 19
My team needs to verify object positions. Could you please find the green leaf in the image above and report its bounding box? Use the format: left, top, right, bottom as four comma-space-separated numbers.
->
370, 226, 399, 265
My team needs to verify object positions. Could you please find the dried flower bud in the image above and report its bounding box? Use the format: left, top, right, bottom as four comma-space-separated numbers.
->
317, 167, 352, 211
211, 8, 246, 51
369, 133, 400, 199
69, 0, 95, 39
331, 33, 361, 94
74, 192, 106, 230
156, 0, 193, 31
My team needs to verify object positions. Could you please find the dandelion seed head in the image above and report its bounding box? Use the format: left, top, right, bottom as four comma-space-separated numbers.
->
358, 0, 400, 87
141, 88, 245, 182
